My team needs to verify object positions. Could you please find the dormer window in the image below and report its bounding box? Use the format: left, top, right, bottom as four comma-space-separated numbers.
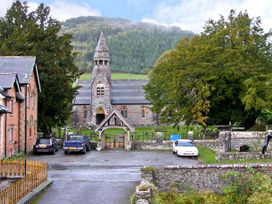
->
97, 82, 105, 97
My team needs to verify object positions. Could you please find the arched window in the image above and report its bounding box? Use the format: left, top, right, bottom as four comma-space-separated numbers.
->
83, 105, 88, 118
141, 106, 146, 118
121, 106, 128, 118
97, 82, 105, 97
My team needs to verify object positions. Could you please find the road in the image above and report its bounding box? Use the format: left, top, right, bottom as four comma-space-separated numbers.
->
27, 150, 200, 204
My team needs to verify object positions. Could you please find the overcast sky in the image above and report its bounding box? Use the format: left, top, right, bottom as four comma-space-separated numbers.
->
1, 0, 272, 33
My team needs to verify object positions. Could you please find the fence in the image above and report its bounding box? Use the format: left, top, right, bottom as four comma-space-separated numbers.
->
0, 160, 48, 204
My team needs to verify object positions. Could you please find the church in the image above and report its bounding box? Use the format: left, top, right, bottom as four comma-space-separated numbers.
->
72, 32, 155, 128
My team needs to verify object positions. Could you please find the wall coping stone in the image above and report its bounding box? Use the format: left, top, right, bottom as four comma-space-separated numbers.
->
162, 163, 272, 170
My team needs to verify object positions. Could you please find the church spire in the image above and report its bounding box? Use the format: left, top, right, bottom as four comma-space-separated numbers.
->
94, 32, 110, 65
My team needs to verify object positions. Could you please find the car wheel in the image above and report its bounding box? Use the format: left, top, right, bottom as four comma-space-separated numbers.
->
173, 150, 176, 154
82, 146, 87, 154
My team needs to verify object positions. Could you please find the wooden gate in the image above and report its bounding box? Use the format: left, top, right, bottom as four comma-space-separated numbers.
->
105, 134, 124, 149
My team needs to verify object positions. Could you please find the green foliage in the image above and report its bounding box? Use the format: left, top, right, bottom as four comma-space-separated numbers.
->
61, 16, 194, 73
0, 1, 81, 133
222, 171, 272, 204
199, 147, 272, 164
157, 191, 226, 204
141, 166, 156, 174
7, 151, 25, 160
145, 10, 272, 128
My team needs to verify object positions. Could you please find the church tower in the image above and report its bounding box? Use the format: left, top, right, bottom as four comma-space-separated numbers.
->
91, 32, 113, 125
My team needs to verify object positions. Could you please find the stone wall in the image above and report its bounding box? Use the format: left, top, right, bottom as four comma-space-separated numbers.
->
114, 105, 154, 126
132, 139, 220, 152
217, 152, 272, 161
230, 131, 266, 151
143, 163, 272, 193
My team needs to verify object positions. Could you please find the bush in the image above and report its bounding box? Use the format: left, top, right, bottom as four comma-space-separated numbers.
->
222, 170, 272, 204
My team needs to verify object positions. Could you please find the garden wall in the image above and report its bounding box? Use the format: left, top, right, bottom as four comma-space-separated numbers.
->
142, 163, 272, 193
217, 152, 272, 161
230, 131, 266, 151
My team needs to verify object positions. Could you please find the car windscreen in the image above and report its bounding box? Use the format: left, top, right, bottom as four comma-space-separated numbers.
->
177, 141, 194, 147
67, 135, 83, 141
37, 138, 51, 145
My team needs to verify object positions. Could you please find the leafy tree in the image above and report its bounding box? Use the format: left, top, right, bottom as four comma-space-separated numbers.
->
0, 1, 81, 133
145, 10, 272, 128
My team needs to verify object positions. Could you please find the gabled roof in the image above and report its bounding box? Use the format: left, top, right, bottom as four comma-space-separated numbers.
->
0, 56, 41, 92
0, 104, 10, 114
0, 73, 20, 92
95, 109, 135, 132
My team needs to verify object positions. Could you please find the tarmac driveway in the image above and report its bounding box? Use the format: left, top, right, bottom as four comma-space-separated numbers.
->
27, 150, 200, 204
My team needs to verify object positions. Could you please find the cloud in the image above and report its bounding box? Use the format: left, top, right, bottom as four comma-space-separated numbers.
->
49, 0, 101, 21
142, 0, 272, 33
0, 0, 101, 21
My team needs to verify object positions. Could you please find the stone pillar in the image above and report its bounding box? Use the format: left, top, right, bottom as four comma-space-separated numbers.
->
125, 131, 131, 151
218, 131, 231, 152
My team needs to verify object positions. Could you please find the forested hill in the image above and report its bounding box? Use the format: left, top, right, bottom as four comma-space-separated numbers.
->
61, 16, 194, 73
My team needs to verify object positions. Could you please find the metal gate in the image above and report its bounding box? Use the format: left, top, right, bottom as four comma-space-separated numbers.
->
105, 134, 124, 149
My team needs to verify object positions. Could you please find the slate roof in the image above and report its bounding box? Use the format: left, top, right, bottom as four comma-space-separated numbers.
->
0, 56, 41, 91
0, 73, 18, 89
73, 80, 91, 105
111, 80, 150, 104
73, 79, 150, 105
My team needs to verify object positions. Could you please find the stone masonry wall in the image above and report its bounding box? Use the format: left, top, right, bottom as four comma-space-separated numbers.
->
230, 131, 266, 151
146, 164, 272, 193
217, 152, 272, 161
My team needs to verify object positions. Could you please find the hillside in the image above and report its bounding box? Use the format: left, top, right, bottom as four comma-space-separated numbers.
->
61, 16, 194, 73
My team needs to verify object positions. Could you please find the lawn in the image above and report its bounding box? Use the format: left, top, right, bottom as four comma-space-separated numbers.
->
198, 147, 272, 164
80, 72, 148, 80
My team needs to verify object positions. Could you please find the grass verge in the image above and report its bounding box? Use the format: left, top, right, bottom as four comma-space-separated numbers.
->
198, 147, 272, 164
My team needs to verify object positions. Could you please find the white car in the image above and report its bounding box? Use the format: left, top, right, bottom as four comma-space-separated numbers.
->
173, 139, 199, 157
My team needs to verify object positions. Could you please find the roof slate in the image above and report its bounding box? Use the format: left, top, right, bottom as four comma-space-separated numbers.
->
0, 73, 17, 89
73, 79, 150, 105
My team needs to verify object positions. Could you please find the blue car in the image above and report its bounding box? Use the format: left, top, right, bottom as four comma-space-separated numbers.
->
63, 134, 91, 154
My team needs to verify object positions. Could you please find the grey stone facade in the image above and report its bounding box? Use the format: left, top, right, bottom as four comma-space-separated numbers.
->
72, 32, 154, 128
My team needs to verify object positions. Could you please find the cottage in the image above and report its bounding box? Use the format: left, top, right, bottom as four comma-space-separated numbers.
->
0, 56, 41, 158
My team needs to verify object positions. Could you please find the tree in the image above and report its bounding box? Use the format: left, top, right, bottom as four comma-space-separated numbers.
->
0, 1, 81, 133
145, 10, 272, 128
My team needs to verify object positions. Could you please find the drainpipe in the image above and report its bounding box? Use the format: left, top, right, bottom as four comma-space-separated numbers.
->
4, 99, 7, 158
24, 85, 27, 154
18, 101, 21, 152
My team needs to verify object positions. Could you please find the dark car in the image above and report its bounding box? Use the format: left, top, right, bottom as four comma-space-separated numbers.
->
63, 134, 91, 154
33, 137, 59, 155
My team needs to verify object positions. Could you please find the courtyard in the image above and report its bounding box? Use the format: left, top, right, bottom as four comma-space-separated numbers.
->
27, 150, 200, 204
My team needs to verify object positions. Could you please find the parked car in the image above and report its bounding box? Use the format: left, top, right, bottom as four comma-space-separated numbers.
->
33, 137, 59, 155
172, 139, 199, 157
63, 134, 91, 154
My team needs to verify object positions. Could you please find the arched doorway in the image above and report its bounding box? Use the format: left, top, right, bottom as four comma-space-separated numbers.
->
95, 110, 135, 150
96, 107, 105, 125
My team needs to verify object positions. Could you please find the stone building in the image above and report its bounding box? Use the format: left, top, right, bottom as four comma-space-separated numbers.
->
73, 32, 154, 128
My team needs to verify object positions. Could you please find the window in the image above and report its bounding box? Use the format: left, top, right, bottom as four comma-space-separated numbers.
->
32, 92, 35, 109
97, 82, 105, 97
121, 106, 128, 118
83, 106, 88, 118
29, 116, 33, 137
9, 100, 13, 113
141, 106, 146, 118
9, 127, 13, 142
